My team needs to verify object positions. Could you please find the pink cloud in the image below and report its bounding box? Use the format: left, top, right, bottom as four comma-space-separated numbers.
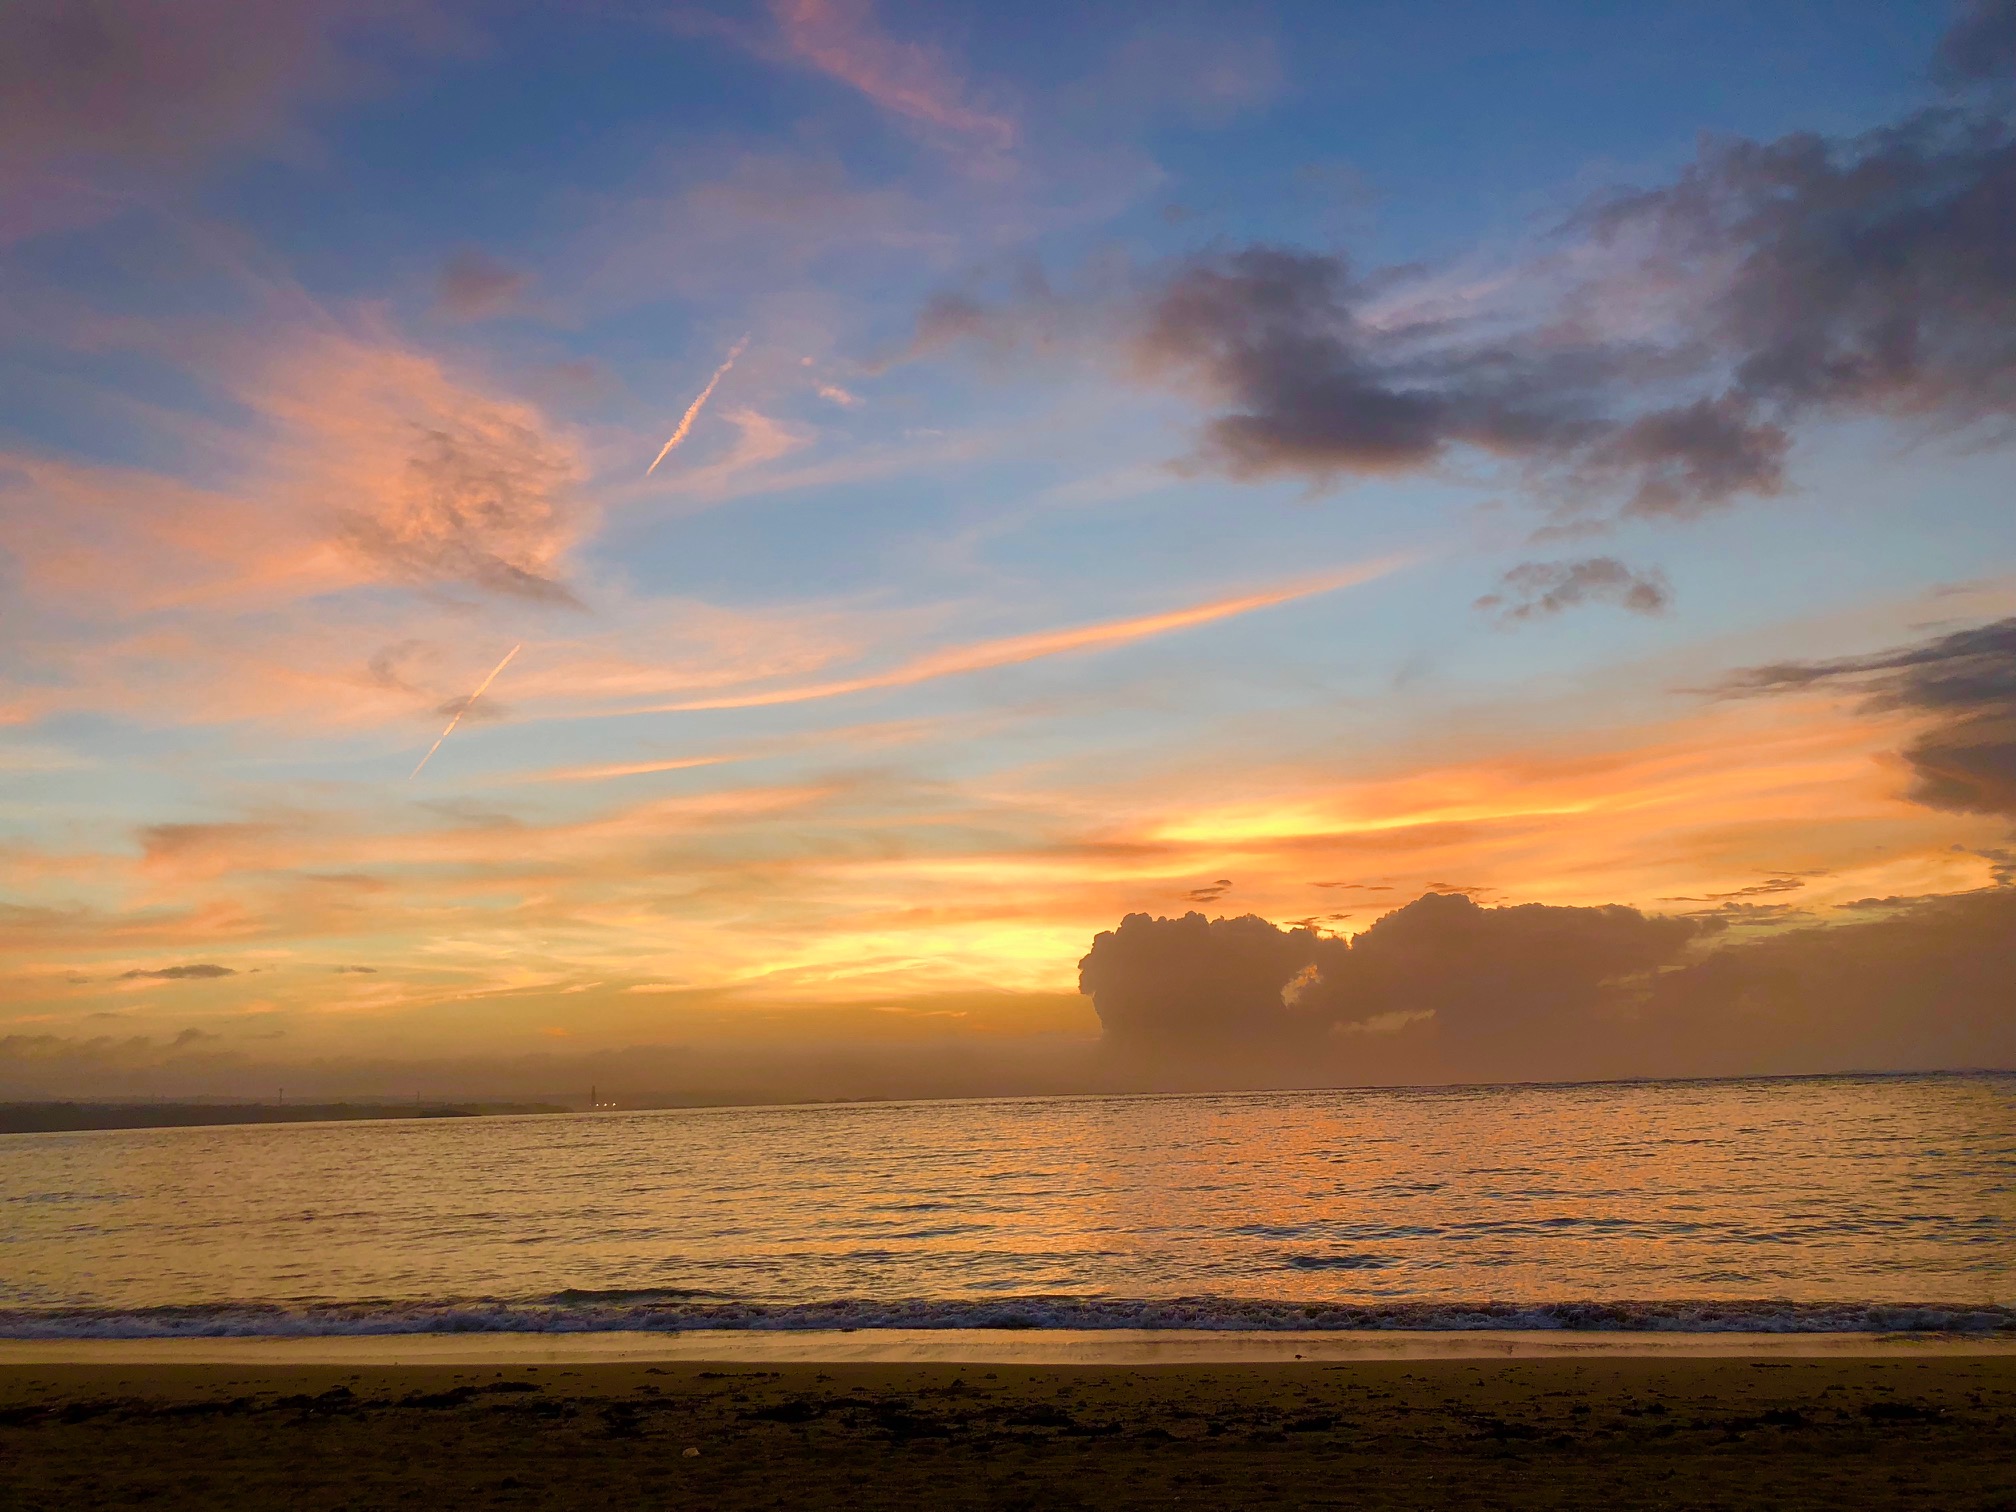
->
770, 0, 1015, 154
0, 0, 463, 237
249, 332, 588, 604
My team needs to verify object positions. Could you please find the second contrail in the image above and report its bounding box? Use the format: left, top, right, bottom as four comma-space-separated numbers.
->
410, 643, 522, 779
646, 335, 749, 475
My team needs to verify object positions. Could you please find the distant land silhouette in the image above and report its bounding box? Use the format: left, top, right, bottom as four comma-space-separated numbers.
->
0, 1102, 568, 1135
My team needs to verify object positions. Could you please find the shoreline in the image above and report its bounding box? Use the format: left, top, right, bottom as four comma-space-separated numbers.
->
6, 1325, 2014, 1367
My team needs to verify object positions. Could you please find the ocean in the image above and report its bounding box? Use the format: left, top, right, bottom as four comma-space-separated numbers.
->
3, 1074, 2011, 1338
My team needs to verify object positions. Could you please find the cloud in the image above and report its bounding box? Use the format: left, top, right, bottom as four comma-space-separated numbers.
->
1078, 888, 2016, 1084
1643, 887, 2016, 1071
256, 334, 587, 603
0, 1, 332, 170
1477, 558, 1671, 621
1937, 0, 2016, 84
1722, 616, 2016, 818
1579, 110, 2016, 437
117, 963, 237, 980
1, 331, 590, 622
923, 9, 2016, 521
769, 0, 1015, 154
435, 249, 528, 321
615, 559, 1400, 715
935, 243, 1795, 517
0, 0, 455, 237
1081, 895, 1700, 1063
1080, 911, 1341, 1052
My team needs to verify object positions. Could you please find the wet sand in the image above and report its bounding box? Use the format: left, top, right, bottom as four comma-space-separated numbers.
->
3, 1346, 2012, 1509
4, 1327, 2014, 1367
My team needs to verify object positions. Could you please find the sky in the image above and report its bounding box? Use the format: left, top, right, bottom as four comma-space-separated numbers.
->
1, 0, 2013, 1100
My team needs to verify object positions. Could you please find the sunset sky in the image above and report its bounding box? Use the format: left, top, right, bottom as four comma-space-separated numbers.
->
3, 0, 2013, 1097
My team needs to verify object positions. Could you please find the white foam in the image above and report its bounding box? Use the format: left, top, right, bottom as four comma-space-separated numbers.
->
2, 1296, 2010, 1340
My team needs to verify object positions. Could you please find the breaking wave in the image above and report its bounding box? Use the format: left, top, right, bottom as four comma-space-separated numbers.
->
3, 1296, 2011, 1340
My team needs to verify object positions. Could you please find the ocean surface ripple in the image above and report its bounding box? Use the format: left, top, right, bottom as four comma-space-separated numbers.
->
3, 1074, 2011, 1337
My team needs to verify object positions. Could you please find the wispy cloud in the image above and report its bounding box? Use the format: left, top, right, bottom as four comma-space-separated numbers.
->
611, 558, 1407, 715
522, 753, 744, 784
647, 335, 749, 475
770, 0, 1015, 154
411, 643, 522, 778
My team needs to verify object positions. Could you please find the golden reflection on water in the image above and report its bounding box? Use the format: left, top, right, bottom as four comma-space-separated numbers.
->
1, 1075, 2010, 1312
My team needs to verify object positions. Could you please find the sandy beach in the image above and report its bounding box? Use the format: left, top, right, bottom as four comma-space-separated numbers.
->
3, 1338, 2011, 1510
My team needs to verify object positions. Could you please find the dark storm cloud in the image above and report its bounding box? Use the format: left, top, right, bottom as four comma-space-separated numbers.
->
117, 963, 237, 980
1079, 889, 2016, 1084
1723, 616, 2016, 818
1080, 894, 1701, 1060
1643, 888, 2016, 1071
1078, 910, 1344, 1051
1476, 557, 1670, 621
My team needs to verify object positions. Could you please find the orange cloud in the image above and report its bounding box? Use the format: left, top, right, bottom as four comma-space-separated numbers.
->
612, 558, 1407, 715
522, 753, 744, 784
252, 332, 586, 603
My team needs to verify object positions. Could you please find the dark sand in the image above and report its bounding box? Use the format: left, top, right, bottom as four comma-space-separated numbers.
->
2, 1353, 2012, 1509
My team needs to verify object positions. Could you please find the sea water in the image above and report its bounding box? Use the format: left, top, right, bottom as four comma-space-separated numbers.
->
2, 1074, 2011, 1337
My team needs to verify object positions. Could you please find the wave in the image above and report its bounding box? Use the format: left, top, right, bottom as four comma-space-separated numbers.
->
2, 1296, 2012, 1340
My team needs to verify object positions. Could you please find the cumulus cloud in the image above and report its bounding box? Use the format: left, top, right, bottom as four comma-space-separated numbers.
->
1079, 911, 1343, 1053
117, 963, 237, 980
1643, 888, 2016, 1072
1079, 888, 2016, 1084
1477, 557, 1670, 621
1080, 894, 1700, 1067
1722, 616, 2016, 818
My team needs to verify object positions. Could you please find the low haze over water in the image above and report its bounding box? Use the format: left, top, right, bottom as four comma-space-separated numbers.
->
4, 1075, 2011, 1337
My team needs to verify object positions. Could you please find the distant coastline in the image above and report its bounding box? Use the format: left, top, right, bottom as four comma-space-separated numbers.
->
0, 1102, 568, 1136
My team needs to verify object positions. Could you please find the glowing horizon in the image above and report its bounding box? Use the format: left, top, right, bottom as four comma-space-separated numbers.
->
1, 0, 2012, 1097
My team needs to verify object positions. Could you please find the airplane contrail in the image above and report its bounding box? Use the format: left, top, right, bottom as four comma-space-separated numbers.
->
410, 644, 522, 779
646, 335, 749, 475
